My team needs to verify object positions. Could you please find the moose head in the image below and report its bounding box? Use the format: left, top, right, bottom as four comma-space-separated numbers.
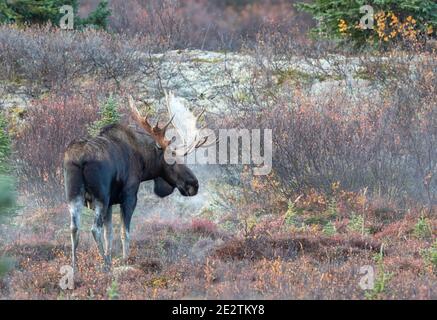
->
128, 92, 213, 198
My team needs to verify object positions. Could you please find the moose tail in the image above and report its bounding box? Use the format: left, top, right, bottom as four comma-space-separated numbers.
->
64, 161, 85, 203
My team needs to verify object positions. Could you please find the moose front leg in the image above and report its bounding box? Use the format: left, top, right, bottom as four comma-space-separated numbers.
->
120, 193, 137, 263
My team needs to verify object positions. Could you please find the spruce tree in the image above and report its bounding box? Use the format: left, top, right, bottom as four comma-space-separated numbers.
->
0, 0, 111, 29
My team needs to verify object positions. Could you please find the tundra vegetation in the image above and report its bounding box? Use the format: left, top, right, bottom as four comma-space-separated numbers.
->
0, 0, 436, 299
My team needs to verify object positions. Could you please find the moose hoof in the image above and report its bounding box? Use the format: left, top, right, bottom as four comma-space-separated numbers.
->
103, 256, 112, 272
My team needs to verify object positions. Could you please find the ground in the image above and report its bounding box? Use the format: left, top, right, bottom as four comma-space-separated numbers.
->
1, 197, 435, 300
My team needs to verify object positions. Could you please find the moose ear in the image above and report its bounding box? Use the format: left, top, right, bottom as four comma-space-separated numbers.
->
153, 177, 175, 198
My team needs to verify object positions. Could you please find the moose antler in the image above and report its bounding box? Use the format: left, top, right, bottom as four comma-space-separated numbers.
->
164, 91, 216, 156
128, 96, 174, 149
129, 93, 215, 155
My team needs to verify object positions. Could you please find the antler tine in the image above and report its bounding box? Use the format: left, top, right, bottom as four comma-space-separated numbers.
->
164, 90, 176, 123
129, 95, 172, 149
180, 134, 217, 157
196, 109, 205, 121
128, 95, 140, 118
195, 136, 209, 148
195, 134, 219, 149
171, 134, 199, 157
162, 114, 175, 132
129, 95, 153, 132
206, 136, 219, 147
164, 90, 185, 141
183, 140, 199, 157
164, 89, 172, 112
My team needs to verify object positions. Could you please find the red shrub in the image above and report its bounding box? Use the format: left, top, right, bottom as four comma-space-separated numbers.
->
107, 0, 312, 50
13, 93, 99, 206
191, 218, 218, 238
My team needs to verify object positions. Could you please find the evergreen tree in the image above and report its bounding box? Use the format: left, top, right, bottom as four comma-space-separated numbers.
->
80, 0, 110, 30
0, 0, 111, 29
297, 0, 437, 47
88, 96, 121, 137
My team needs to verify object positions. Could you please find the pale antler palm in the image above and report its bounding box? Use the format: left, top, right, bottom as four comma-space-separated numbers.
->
164, 91, 216, 156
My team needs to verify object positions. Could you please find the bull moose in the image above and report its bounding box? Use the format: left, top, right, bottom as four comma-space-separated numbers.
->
63, 92, 213, 272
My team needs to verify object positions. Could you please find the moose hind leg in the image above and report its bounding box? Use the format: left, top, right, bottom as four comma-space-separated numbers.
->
103, 206, 113, 270
91, 202, 106, 261
69, 197, 83, 273
120, 195, 136, 263
120, 221, 130, 263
